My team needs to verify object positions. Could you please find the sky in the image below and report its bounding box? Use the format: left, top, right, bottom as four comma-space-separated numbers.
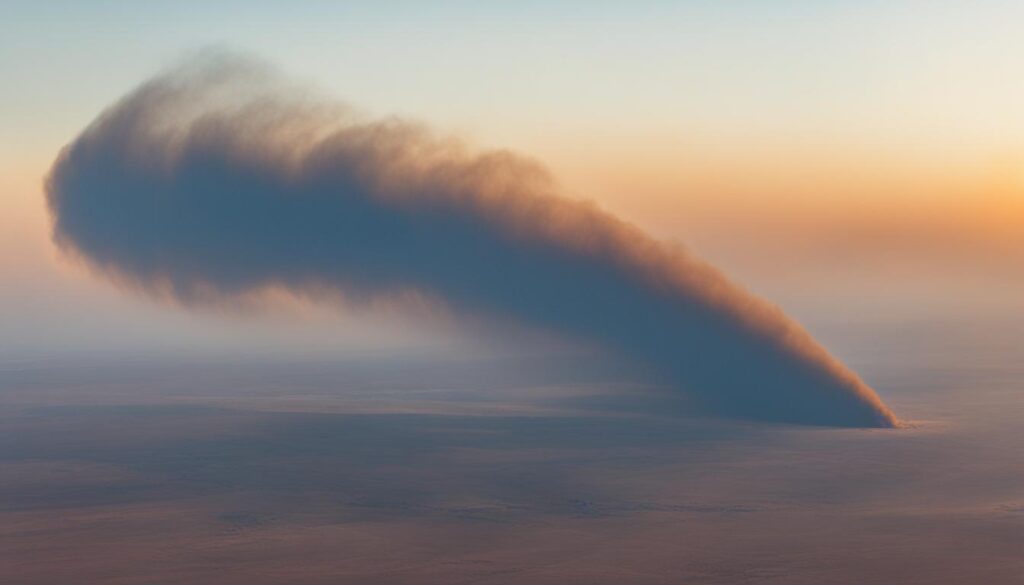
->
2, 0, 1023, 354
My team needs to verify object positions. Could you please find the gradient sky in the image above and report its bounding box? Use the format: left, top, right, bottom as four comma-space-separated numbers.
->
2, 0, 1023, 354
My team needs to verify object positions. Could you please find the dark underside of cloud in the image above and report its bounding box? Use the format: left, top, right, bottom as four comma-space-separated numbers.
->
46, 53, 897, 428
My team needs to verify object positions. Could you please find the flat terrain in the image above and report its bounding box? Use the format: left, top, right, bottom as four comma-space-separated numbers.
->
2, 322, 1021, 584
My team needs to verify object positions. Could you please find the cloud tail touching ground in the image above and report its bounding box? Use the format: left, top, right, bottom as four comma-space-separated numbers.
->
47, 53, 899, 428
